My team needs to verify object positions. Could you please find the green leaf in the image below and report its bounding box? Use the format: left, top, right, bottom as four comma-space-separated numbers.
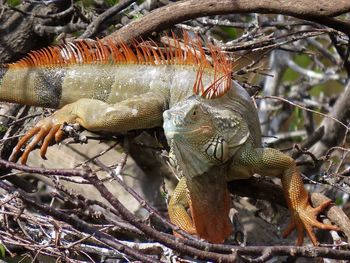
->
294, 54, 311, 68
0, 243, 5, 258
7, 0, 21, 6
335, 197, 343, 206
221, 27, 237, 39
289, 107, 303, 131
106, 0, 119, 6
282, 54, 312, 81
0, 125, 7, 133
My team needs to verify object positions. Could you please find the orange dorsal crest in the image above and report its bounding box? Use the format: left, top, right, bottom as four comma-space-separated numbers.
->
8, 32, 232, 99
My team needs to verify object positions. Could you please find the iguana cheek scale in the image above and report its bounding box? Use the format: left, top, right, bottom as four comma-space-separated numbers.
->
0, 34, 339, 245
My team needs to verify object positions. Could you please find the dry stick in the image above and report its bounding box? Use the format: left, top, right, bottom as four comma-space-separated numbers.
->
0, 158, 237, 258
330, 33, 350, 76
292, 126, 324, 159
0, 161, 236, 260
79, 0, 137, 39
51, 179, 145, 237
257, 95, 349, 131
83, 170, 238, 262
259, 94, 350, 165
311, 193, 350, 241
0, 181, 161, 263
1, 159, 350, 260
93, 158, 248, 254
105, 0, 350, 43
7, 1, 75, 20
82, 170, 350, 262
222, 29, 336, 51
0, 159, 85, 177
198, 18, 319, 30
308, 81, 350, 158
92, 159, 199, 241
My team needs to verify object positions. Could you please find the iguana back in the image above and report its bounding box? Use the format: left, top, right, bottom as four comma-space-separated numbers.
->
0, 35, 232, 110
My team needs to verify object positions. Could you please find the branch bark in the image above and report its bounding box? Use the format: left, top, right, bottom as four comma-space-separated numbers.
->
79, 0, 137, 39
0, 0, 72, 62
311, 193, 350, 241
308, 81, 350, 158
105, 0, 350, 43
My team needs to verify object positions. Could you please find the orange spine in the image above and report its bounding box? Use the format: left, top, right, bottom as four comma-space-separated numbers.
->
7, 32, 233, 99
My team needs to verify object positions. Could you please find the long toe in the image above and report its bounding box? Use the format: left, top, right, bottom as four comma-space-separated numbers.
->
296, 202, 339, 245
20, 128, 49, 164
40, 124, 61, 158
10, 127, 41, 163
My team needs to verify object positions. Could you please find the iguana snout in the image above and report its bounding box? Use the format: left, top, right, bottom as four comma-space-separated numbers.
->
163, 99, 212, 138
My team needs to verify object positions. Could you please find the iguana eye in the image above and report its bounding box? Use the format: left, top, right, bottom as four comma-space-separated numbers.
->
189, 107, 199, 120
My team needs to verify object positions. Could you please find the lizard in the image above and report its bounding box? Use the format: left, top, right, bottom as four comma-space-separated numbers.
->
0, 33, 339, 245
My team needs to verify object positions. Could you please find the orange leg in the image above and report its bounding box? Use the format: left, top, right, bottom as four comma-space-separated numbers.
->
10, 120, 65, 165
237, 146, 340, 245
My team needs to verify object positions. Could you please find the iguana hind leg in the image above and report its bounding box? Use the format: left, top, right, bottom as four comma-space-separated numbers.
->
11, 93, 166, 164
237, 146, 340, 245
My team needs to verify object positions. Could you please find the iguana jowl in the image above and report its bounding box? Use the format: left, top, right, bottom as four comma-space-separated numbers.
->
0, 34, 339, 245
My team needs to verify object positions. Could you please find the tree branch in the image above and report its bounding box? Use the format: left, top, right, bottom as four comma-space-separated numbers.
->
308, 81, 350, 158
79, 0, 137, 39
105, 0, 350, 43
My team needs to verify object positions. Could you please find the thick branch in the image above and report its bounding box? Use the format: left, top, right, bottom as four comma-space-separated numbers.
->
308, 81, 350, 158
0, 0, 72, 62
311, 193, 350, 240
105, 0, 350, 42
79, 0, 137, 39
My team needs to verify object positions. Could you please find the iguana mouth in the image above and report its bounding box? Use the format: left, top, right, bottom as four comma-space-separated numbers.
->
164, 126, 212, 139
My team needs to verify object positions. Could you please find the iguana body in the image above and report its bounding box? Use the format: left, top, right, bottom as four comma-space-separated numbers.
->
0, 35, 338, 245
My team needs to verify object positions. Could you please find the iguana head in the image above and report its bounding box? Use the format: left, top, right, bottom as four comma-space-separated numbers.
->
163, 96, 249, 177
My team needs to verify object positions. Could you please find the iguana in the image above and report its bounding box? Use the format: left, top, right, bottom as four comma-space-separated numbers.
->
0, 33, 339, 245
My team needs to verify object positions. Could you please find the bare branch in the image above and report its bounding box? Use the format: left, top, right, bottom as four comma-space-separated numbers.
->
106, 0, 350, 42
308, 81, 350, 158
79, 0, 137, 39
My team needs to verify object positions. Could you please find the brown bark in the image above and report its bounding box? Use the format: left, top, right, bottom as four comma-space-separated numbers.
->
105, 0, 350, 43
0, 0, 72, 63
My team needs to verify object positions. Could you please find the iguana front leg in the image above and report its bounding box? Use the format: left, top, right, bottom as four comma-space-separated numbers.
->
11, 93, 166, 164
168, 177, 197, 235
236, 146, 340, 245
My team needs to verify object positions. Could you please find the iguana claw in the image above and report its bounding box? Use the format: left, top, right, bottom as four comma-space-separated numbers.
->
10, 119, 65, 165
283, 199, 340, 245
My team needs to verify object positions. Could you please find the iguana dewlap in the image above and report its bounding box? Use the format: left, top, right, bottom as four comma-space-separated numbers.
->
0, 35, 339, 245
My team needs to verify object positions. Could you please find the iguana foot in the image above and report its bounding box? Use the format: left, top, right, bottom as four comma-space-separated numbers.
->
10, 112, 76, 164
283, 199, 340, 245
